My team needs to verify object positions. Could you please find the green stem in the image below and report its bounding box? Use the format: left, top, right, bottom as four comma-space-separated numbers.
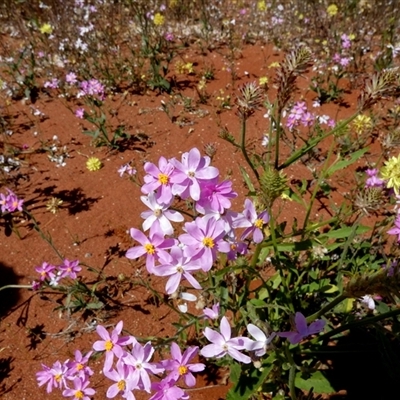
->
273, 113, 282, 170
319, 308, 400, 341
250, 243, 262, 268
284, 345, 298, 400
278, 113, 359, 170
24, 209, 64, 261
306, 293, 348, 323
301, 137, 336, 235
240, 116, 259, 180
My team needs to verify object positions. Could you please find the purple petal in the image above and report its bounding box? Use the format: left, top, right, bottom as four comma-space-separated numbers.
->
294, 312, 308, 336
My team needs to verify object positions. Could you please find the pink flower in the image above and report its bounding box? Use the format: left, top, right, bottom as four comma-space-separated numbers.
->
179, 216, 230, 271
234, 199, 270, 243
103, 359, 139, 400
62, 377, 95, 400
92, 321, 135, 372
170, 148, 219, 201
123, 342, 164, 393
203, 303, 220, 320
161, 342, 205, 387
126, 227, 177, 273
35, 261, 56, 281
36, 360, 69, 393
75, 108, 85, 119
59, 259, 81, 279
141, 156, 175, 203
200, 316, 252, 363
66, 350, 93, 380
66, 72, 78, 84
152, 245, 202, 294
388, 216, 400, 242
150, 378, 189, 400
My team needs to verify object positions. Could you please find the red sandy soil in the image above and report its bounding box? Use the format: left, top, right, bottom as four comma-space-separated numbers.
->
0, 44, 375, 399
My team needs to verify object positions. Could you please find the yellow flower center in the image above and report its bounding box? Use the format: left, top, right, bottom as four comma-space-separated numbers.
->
178, 365, 188, 375
75, 390, 84, 399
202, 237, 214, 248
55, 374, 62, 382
76, 363, 84, 371
254, 219, 264, 229
105, 340, 114, 351
117, 380, 126, 391
158, 173, 169, 185
144, 243, 155, 254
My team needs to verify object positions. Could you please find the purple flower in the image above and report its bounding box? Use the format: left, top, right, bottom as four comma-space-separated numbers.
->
164, 32, 174, 41
118, 163, 136, 177
92, 321, 135, 372
388, 216, 400, 242
200, 316, 252, 364
152, 245, 202, 294
62, 377, 95, 400
277, 312, 325, 344
123, 342, 164, 393
126, 227, 176, 273
234, 199, 269, 243
79, 78, 105, 99
150, 377, 189, 400
203, 302, 220, 320
170, 147, 219, 201
162, 342, 205, 387
179, 216, 230, 271
103, 359, 139, 400
1, 188, 24, 212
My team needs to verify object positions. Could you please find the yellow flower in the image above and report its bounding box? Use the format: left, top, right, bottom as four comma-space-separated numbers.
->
257, 0, 266, 12
153, 13, 165, 26
380, 155, 400, 194
352, 114, 373, 134
327, 4, 338, 16
39, 23, 53, 34
184, 63, 194, 74
259, 76, 269, 86
169, 0, 178, 7
268, 62, 280, 68
86, 157, 102, 171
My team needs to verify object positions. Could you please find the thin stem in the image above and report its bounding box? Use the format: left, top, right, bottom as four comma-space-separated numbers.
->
274, 112, 282, 170
306, 293, 348, 323
240, 116, 259, 180
319, 308, 400, 341
0, 284, 32, 292
301, 137, 336, 235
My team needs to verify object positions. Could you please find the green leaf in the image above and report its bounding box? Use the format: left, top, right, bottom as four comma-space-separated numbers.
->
325, 147, 369, 177
86, 301, 104, 310
239, 166, 255, 192
321, 225, 370, 239
227, 359, 274, 400
295, 371, 335, 394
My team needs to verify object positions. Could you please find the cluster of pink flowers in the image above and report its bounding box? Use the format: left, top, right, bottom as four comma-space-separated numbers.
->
38, 321, 206, 400
126, 148, 270, 296
32, 259, 81, 289
365, 168, 385, 189
332, 33, 352, 68
0, 188, 24, 213
78, 78, 105, 100
37, 350, 94, 399
118, 163, 137, 177
286, 101, 335, 131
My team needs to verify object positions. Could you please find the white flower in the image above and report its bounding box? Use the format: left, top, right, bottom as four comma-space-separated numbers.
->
245, 324, 275, 357
177, 292, 197, 313
360, 295, 375, 310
